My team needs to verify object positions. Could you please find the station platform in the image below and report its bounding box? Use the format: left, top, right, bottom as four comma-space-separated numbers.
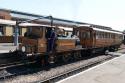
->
0, 43, 17, 53
57, 54, 125, 83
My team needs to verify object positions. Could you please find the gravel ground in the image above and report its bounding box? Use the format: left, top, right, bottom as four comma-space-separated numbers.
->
0, 55, 112, 83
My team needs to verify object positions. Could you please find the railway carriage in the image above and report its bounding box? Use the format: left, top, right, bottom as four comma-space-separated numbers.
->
74, 26, 123, 54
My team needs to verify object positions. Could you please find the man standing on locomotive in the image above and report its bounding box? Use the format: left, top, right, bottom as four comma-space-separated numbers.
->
46, 28, 57, 53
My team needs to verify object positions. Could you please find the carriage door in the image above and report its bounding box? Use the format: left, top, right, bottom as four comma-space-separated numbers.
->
80, 30, 91, 48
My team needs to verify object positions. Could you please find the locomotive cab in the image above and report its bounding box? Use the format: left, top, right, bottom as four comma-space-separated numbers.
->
19, 26, 77, 54
19, 26, 47, 54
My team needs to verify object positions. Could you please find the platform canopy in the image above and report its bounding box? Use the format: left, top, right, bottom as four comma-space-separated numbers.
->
19, 23, 51, 27
0, 19, 51, 27
0, 19, 15, 25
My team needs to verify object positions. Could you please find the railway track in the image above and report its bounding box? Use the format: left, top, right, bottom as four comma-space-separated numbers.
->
0, 52, 121, 83
0, 62, 34, 80
0, 61, 36, 70
0, 47, 123, 83
37, 55, 115, 83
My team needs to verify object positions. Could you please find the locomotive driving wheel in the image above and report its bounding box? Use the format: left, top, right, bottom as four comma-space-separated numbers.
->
62, 53, 71, 63
73, 51, 81, 60
48, 54, 56, 64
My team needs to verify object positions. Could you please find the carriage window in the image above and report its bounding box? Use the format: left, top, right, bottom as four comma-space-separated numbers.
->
0, 16, 5, 19
81, 32, 85, 38
102, 33, 104, 38
104, 33, 106, 38
25, 27, 43, 39
74, 30, 79, 37
119, 35, 123, 39
109, 33, 110, 38
87, 32, 90, 38
98, 33, 100, 38
96, 31, 103, 39
100, 32, 102, 39
105, 33, 108, 38
98, 32, 111, 39
99, 32, 101, 38
109, 33, 111, 38
96, 31, 99, 39
81, 32, 90, 39
103, 33, 105, 38
77, 31, 79, 37
108, 33, 110, 38
27, 27, 32, 33
99, 32, 102, 38
111, 34, 113, 38
0, 26, 4, 36
106, 33, 108, 38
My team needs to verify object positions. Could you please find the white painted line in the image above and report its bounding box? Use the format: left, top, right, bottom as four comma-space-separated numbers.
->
57, 54, 125, 83
0, 50, 10, 53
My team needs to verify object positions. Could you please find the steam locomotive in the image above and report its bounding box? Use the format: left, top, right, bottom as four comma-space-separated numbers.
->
18, 25, 123, 65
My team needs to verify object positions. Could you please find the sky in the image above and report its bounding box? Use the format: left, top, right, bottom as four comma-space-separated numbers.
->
0, 0, 125, 31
